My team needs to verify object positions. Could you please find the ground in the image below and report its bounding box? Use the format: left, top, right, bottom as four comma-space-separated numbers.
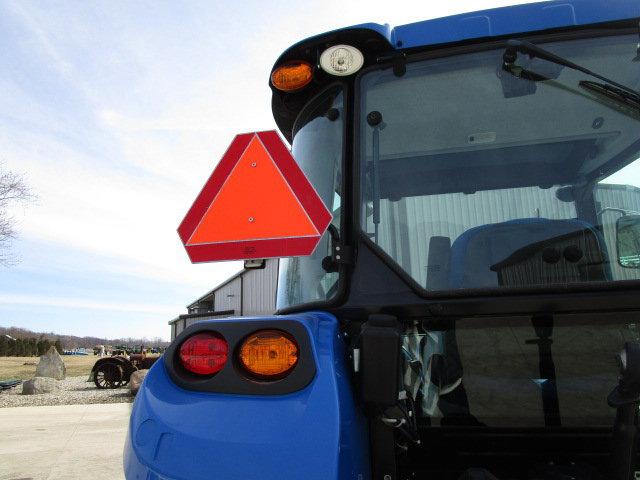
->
0, 403, 130, 480
0, 355, 96, 381
0, 355, 154, 407
0, 356, 143, 479
0, 376, 133, 408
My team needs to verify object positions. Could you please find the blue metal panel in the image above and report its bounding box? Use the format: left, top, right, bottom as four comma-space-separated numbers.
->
283, 0, 639, 56
124, 312, 369, 480
388, 0, 640, 49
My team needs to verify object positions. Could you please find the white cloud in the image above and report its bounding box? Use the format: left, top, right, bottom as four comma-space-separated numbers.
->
0, 293, 172, 315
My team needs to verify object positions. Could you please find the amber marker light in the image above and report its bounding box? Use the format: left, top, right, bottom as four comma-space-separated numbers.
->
238, 329, 299, 379
271, 61, 313, 92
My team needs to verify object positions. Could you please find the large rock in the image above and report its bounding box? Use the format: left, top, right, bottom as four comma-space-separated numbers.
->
22, 377, 60, 394
36, 346, 66, 380
129, 369, 149, 396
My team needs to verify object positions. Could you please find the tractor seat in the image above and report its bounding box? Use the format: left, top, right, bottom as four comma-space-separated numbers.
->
449, 218, 609, 289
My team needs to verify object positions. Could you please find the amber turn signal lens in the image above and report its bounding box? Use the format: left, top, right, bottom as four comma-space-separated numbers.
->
271, 61, 313, 92
238, 329, 299, 378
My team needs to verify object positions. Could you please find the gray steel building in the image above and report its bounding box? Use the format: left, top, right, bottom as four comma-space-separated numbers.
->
169, 259, 279, 340
372, 183, 640, 288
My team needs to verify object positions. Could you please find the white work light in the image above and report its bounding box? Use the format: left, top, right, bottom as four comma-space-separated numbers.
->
319, 45, 364, 76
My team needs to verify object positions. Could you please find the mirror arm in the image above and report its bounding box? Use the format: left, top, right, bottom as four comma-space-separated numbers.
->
598, 206, 640, 217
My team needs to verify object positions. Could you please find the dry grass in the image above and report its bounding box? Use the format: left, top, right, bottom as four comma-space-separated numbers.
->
0, 355, 97, 380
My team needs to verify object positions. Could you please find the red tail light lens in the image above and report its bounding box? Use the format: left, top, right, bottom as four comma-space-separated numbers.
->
179, 332, 228, 375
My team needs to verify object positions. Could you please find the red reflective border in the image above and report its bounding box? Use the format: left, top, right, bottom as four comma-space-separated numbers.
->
184, 236, 322, 263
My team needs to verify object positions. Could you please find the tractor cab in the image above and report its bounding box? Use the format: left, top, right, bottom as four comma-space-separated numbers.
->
125, 2, 640, 479
272, 3, 640, 478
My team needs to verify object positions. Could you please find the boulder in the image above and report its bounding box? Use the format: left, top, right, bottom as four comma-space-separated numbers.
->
35, 346, 66, 380
22, 377, 60, 395
129, 369, 149, 396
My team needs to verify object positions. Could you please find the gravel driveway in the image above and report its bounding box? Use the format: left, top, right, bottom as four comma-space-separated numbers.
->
0, 376, 133, 408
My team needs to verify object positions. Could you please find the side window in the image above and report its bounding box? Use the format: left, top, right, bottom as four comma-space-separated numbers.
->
276, 88, 344, 309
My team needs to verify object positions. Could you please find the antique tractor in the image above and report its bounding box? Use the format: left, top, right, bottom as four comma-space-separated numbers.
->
91, 352, 159, 389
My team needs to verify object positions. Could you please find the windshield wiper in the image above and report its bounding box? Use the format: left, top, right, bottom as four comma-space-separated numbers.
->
503, 39, 640, 112
579, 80, 640, 111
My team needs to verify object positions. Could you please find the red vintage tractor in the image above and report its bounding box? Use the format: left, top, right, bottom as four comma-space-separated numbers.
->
91, 352, 159, 389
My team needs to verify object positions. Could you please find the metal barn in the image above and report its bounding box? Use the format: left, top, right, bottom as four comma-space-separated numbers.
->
169, 259, 279, 340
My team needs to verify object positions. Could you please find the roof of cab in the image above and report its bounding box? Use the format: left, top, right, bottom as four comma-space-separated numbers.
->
271, 0, 640, 140
299, 0, 638, 52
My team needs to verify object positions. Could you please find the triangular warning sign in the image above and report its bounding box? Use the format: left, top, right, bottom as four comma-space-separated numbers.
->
188, 136, 319, 244
178, 131, 332, 263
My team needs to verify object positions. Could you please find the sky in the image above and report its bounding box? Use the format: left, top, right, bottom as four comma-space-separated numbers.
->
0, 0, 545, 340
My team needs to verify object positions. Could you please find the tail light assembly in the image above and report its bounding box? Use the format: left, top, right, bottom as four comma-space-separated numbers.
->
167, 320, 315, 395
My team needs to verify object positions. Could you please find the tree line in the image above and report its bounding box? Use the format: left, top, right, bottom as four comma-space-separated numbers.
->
0, 335, 63, 357
0, 325, 169, 352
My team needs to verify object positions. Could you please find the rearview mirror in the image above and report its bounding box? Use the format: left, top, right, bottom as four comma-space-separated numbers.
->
616, 215, 640, 268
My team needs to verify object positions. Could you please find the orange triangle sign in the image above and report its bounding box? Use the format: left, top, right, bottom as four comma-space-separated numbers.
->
188, 136, 319, 245
178, 131, 332, 262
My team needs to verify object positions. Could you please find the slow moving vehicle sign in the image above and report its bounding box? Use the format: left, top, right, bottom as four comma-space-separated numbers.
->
178, 130, 332, 262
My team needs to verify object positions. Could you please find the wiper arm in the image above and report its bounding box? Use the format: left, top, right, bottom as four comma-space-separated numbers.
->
503, 39, 640, 111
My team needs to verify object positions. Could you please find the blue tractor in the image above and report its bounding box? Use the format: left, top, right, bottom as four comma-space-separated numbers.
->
125, 1, 640, 478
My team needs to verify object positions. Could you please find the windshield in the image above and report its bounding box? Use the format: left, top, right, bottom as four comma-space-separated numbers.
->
360, 34, 640, 292
276, 87, 343, 309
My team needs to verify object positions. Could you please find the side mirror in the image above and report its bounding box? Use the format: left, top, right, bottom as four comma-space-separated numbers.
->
616, 214, 640, 268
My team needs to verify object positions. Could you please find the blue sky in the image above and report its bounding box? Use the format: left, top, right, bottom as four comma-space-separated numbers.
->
0, 0, 540, 340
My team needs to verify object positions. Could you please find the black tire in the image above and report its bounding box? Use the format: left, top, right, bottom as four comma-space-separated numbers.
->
94, 362, 124, 389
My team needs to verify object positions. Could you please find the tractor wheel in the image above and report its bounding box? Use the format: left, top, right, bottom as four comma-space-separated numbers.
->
94, 362, 124, 389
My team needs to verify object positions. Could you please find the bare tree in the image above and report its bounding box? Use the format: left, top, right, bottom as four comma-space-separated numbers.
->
0, 166, 33, 265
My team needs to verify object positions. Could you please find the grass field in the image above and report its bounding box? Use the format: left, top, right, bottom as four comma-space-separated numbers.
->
0, 355, 97, 380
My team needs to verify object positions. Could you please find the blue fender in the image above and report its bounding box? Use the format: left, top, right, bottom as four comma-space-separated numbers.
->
124, 311, 370, 480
